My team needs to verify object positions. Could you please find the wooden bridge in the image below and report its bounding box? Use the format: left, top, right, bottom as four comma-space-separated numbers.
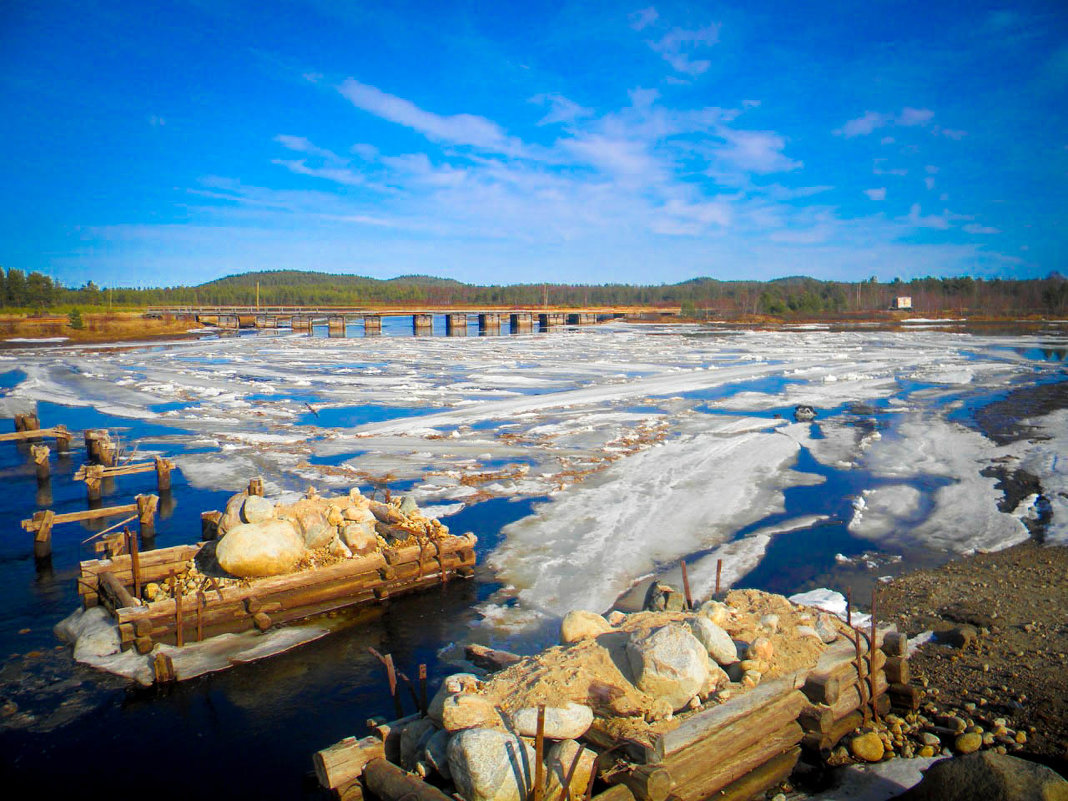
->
145, 306, 681, 335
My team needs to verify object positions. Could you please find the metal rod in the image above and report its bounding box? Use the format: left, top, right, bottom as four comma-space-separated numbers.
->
715, 558, 723, 596
128, 527, 141, 600
680, 559, 693, 610
870, 588, 879, 724
419, 664, 428, 716
846, 586, 852, 627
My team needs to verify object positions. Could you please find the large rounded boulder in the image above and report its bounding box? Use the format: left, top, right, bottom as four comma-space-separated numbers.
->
448, 728, 535, 801
216, 519, 305, 577
625, 624, 710, 711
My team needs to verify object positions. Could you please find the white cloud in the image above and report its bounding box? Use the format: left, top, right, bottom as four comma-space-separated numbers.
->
940, 129, 967, 140
275, 135, 343, 162
925, 165, 939, 174
715, 128, 801, 174
629, 6, 658, 31
964, 223, 1001, 234
898, 107, 935, 126
338, 78, 516, 151
647, 23, 719, 76
905, 203, 951, 229
837, 111, 890, 137
865, 188, 887, 200
925, 176, 936, 190
531, 93, 593, 126
271, 159, 366, 186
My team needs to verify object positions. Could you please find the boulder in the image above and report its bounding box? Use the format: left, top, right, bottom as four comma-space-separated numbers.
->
545, 740, 597, 801
698, 600, 730, 627
606, 610, 627, 626
343, 506, 376, 523
442, 694, 501, 732
936, 625, 979, 650
815, 613, 839, 644
643, 582, 686, 612
400, 718, 438, 770
699, 661, 730, 698
510, 703, 593, 740
954, 732, 983, 754
348, 488, 371, 508
746, 636, 774, 662
341, 521, 378, 555
241, 495, 275, 524
369, 500, 404, 524
625, 624, 710, 711
327, 535, 351, 559
428, 674, 482, 724
302, 522, 333, 550
560, 610, 613, 643
398, 495, 419, 516
216, 519, 305, 577
424, 729, 452, 780
686, 616, 738, 666
217, 492, 248, 537
448, 729, 535, 801
896, 752, 1068, 801
794, 405, 817, 421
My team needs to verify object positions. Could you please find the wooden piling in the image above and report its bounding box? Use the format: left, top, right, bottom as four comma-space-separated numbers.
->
680, 559, 692, 610
715, 558, 723, 596
128, 528, 142, 600
31, 444, 50, 482
137, 494, 159, 539
31, 510, 55, 559
201, 510, 221, 540
155, 456, 172, 491
248, 477, 264, 496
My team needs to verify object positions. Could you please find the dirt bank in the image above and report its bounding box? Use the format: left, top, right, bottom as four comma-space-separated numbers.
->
0, 313, 203, 347
877, 541, 1068, 770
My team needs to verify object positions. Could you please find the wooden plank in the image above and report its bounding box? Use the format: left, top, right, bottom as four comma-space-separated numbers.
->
708, 745, 800, 801
314, 735, 385, 790
22, 503, 138, 531
0, 426, 65, 443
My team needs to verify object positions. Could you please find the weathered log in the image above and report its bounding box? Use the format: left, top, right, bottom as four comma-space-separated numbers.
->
648, 675, 806, 761
362, 758, 453, 801
98, 571, 137, 612
592, 785, 636, 801
827, 671, 888, 721
800, 673, 841, 706
882, 631, 908, 657
464, 643, 523, 672
889, 682, 923, 712
884, 656, 910, 685
708, 744, 800, 801
797, 703, 835, 734
655, 690, 805, 788
367, 714, 422, 764
669, 722, 803, 801
609, 765, 672, 801
314, 735, 385, 790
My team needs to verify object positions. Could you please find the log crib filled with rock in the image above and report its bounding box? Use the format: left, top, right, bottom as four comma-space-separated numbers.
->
315, 589, 921, 801
59, 481, 476, 685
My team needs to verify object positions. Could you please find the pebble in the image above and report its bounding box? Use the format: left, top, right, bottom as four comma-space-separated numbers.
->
954, 732, 982, 754
850, 732, 885, 762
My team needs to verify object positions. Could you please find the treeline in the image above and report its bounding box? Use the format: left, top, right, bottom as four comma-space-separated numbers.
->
3, 267, 1067, 316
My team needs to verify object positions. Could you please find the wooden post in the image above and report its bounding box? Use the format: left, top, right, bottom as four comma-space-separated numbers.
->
155, 457, 172, 491
97, 435, 116, 467
137, 494, 159, 539
84, 465, 104, 502
715, 558, 723, 596
248, 477, 264, 496
33, 510, 55, 559
418, 663, 428, 715
53, 425, 71, 452
534, 705, 546, 801
14, 413, 27, 432
314, 736, 386, 791
128, 527, 142, 600
31, 444, 50, 482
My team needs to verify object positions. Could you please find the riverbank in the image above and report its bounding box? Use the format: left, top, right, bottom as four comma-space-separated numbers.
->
877, 541, 1068, 771
0, 313, 202, 347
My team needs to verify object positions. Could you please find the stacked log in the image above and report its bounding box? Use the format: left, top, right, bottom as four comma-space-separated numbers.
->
79, 533, 476, 652
798, 626, 913, 755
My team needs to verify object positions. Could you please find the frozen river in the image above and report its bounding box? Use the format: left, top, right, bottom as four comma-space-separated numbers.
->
0, 320, 1065, 796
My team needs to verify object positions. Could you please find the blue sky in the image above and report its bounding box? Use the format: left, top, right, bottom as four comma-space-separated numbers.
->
2, 1, 1066, 288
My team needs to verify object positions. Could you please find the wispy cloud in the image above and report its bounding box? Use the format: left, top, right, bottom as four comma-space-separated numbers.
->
629, 6, 658, 31
530, 93, 593, 126
338, 78, 516, 151
836, 107, 936, 137
964, 223, 1000, 234
865, 188, 886, 200
648, 24, 720, 76
905, 203, 950, 229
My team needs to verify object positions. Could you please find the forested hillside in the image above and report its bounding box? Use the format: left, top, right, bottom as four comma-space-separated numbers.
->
2, 267, 1066, 317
